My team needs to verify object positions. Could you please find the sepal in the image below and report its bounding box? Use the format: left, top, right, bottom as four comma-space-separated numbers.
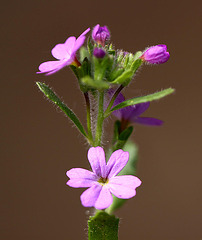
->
81, 76, 110, 90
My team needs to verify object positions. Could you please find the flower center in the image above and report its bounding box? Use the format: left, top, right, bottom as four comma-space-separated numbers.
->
98, 177, 109, 186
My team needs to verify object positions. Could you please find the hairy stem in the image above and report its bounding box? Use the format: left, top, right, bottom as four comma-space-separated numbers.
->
84, 92, 93, 145
94, 91, 104, 146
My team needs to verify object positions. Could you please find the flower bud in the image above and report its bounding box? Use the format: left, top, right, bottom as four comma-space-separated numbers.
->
93, 48, 106, 58
92, 24, 110, 46
140, 45, 170, 64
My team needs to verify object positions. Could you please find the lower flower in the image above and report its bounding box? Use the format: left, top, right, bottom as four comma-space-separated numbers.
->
66, 147, 141, 210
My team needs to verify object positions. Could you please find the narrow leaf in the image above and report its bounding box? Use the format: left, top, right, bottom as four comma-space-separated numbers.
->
88, 211, 119, 240
108, 88, 175, 115
36, 82, 87, 137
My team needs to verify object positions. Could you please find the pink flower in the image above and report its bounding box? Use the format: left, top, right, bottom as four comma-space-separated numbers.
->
37, 28, 90, 75
66, 147, 141, 210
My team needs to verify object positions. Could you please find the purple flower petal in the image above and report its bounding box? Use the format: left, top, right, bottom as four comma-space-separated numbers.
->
79, 28, 91, 38
67, 179, 96, 188
64, 36, 76, 50
73, 36, 86, 53
92, 24, 100, 40
106, 150, 129, 178
108, 175, 141, 199
133, 117, 163, 126
80, 184, 102, 207
66, 168, 98, 188
87, 147, 107, 178
66, 168, 98, 180
94, 186, 113, 210
72, 28, 90, 53
128, 102, 150, 118
51, 43, 71, 60
37, 60, 68, 74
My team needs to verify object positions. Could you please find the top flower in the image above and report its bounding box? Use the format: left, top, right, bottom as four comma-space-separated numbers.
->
37, 28, 90, 75
92, 24, 110, 46
66, 147, 141, 210
140, 44, 170, 64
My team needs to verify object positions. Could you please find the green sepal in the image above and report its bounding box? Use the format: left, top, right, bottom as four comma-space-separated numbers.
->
133, 51, 143, 61
130, 58, 143, 73
109, 68, 124, 82
79, 47, 90, 62
107, 88, 175, 116
111, 69, 134, 85
79, 57, 91, 77
112, 120, 121, 144
93, 56, 110, 82
70, 65, 79, 80
125, 53, 135, 70
106, 141, 138, 214
108, 44, 116, 55
81, 76, 110, 90
87, 37, 94, 56
119, 126, 133, 141
88, 211, 119, 240
113, 125, 134, 151
36, 82, 87, 137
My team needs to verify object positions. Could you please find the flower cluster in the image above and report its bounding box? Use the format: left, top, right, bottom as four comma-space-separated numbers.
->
36, 24, 173, 211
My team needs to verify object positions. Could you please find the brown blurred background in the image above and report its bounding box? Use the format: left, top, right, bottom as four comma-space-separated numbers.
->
1, 0, 201, 239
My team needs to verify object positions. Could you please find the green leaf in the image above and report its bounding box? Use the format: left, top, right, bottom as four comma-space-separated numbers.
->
36, 82, 87, 137
106, 141, 138, 214
81, 76, 110, 90
107, 88, 175, 116
88, 211, 119, 240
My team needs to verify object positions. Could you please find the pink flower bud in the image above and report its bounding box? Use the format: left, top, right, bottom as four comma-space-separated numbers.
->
93, 48, 106, 58
92, 24, 110, 46
141, 44, 170, 64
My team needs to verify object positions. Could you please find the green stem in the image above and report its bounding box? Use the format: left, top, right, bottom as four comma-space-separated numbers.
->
84, 92, 93, 145
94, 91, 104, 146
104, 85, 124, 118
